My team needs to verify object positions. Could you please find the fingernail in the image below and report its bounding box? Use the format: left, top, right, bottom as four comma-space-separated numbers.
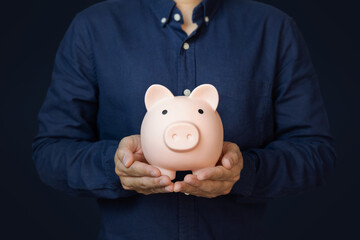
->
123, 153, 129, 166
174, 183, 181, 192
198, 174, 205, 180
186, 177, 194, 184
226, 158, 233, 168
160, 179, 168, 185
165, 186, 172, 192
151, 170, 159, 177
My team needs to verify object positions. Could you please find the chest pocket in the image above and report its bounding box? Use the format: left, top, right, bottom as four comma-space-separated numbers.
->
211, 77, 270, 149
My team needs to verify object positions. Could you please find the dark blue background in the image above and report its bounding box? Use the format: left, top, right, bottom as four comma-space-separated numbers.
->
1, 0, 358, 239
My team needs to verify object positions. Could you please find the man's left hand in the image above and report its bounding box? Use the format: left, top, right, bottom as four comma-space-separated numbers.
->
173, 141, 243, 198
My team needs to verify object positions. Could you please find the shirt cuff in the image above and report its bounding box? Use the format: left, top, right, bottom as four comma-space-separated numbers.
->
230, 150, 258, 196
102, 140, 136, 197
103, 141, 122, 187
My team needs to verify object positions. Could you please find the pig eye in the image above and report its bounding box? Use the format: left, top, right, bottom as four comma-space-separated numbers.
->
162, 110, 168, 115
198, 109, 204, 114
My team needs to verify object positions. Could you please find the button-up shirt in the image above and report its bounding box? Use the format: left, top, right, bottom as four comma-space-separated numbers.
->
32, 0, 336, 239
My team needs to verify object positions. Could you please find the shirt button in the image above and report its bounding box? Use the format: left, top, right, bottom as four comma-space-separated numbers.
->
174, 13, 181, 22
183, 89, 191, 96
204, 16, 210, 23
161, 17, 167, 24
183, 42, 190, 50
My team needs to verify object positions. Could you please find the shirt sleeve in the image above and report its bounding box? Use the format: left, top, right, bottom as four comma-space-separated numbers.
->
32, 13, 136, 199
230, 16, 336, 201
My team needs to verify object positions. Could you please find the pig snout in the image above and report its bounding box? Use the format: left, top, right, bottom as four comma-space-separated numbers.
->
164, 122, 200, 151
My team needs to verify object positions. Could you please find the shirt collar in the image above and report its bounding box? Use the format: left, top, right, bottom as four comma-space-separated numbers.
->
147, 0, 221, 27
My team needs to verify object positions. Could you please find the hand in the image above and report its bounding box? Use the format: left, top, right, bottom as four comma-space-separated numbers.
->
173, 141, 243, 198
114, 135, 174, 195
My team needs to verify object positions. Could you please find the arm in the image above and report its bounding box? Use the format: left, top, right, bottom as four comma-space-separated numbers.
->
32, 13, 132, 199
231, 17, 336, 200
175, 17, 336, 200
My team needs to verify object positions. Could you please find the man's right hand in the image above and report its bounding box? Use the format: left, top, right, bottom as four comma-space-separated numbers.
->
114, 135, 174, 195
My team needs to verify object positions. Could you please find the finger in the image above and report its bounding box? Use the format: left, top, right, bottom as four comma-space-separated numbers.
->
117, 135, 143, 167
184, 174, 233, 193
194, 166, 232, 181
222, 142, 241, 165
173, 181, 203, 197
136, 185, 174, 195
222, 141, 238, 154
118, 135, 142, 152
133, 184, 174, 195
152, 184, 174, 193
143, 184, 174, 194
121, 175, 172, 190
222, 150, 239, 168
115, 150, 147, 170
221, 154, 234, 170
116, 160, 161, 177
184, 174, 206, 188
133, 152, 147, 163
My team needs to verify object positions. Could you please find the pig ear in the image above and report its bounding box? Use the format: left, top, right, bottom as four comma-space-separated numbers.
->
145, 84, 174, 110
189, 84, 219, 111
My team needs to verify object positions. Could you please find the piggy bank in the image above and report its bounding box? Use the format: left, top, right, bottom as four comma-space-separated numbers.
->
140, 84, 224, 180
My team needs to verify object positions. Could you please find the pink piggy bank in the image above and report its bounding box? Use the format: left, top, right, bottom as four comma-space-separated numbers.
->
140, 84, 224, 180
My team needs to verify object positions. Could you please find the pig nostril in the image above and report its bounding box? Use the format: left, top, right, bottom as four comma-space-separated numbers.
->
186, 134, 193, 140
172, 134, 178, 140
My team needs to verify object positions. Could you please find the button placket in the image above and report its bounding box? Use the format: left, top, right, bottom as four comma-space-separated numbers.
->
170, 5, 201, 97
178, 37, 197, 101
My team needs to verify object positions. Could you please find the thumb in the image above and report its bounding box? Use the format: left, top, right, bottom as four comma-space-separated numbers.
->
120, 149, 134, 168
117, 135, 140, 168
221, 154, 233, 170
221, 142, 240, 170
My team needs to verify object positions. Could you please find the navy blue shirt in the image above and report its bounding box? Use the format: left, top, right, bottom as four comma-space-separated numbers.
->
32, 0, 336, 239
